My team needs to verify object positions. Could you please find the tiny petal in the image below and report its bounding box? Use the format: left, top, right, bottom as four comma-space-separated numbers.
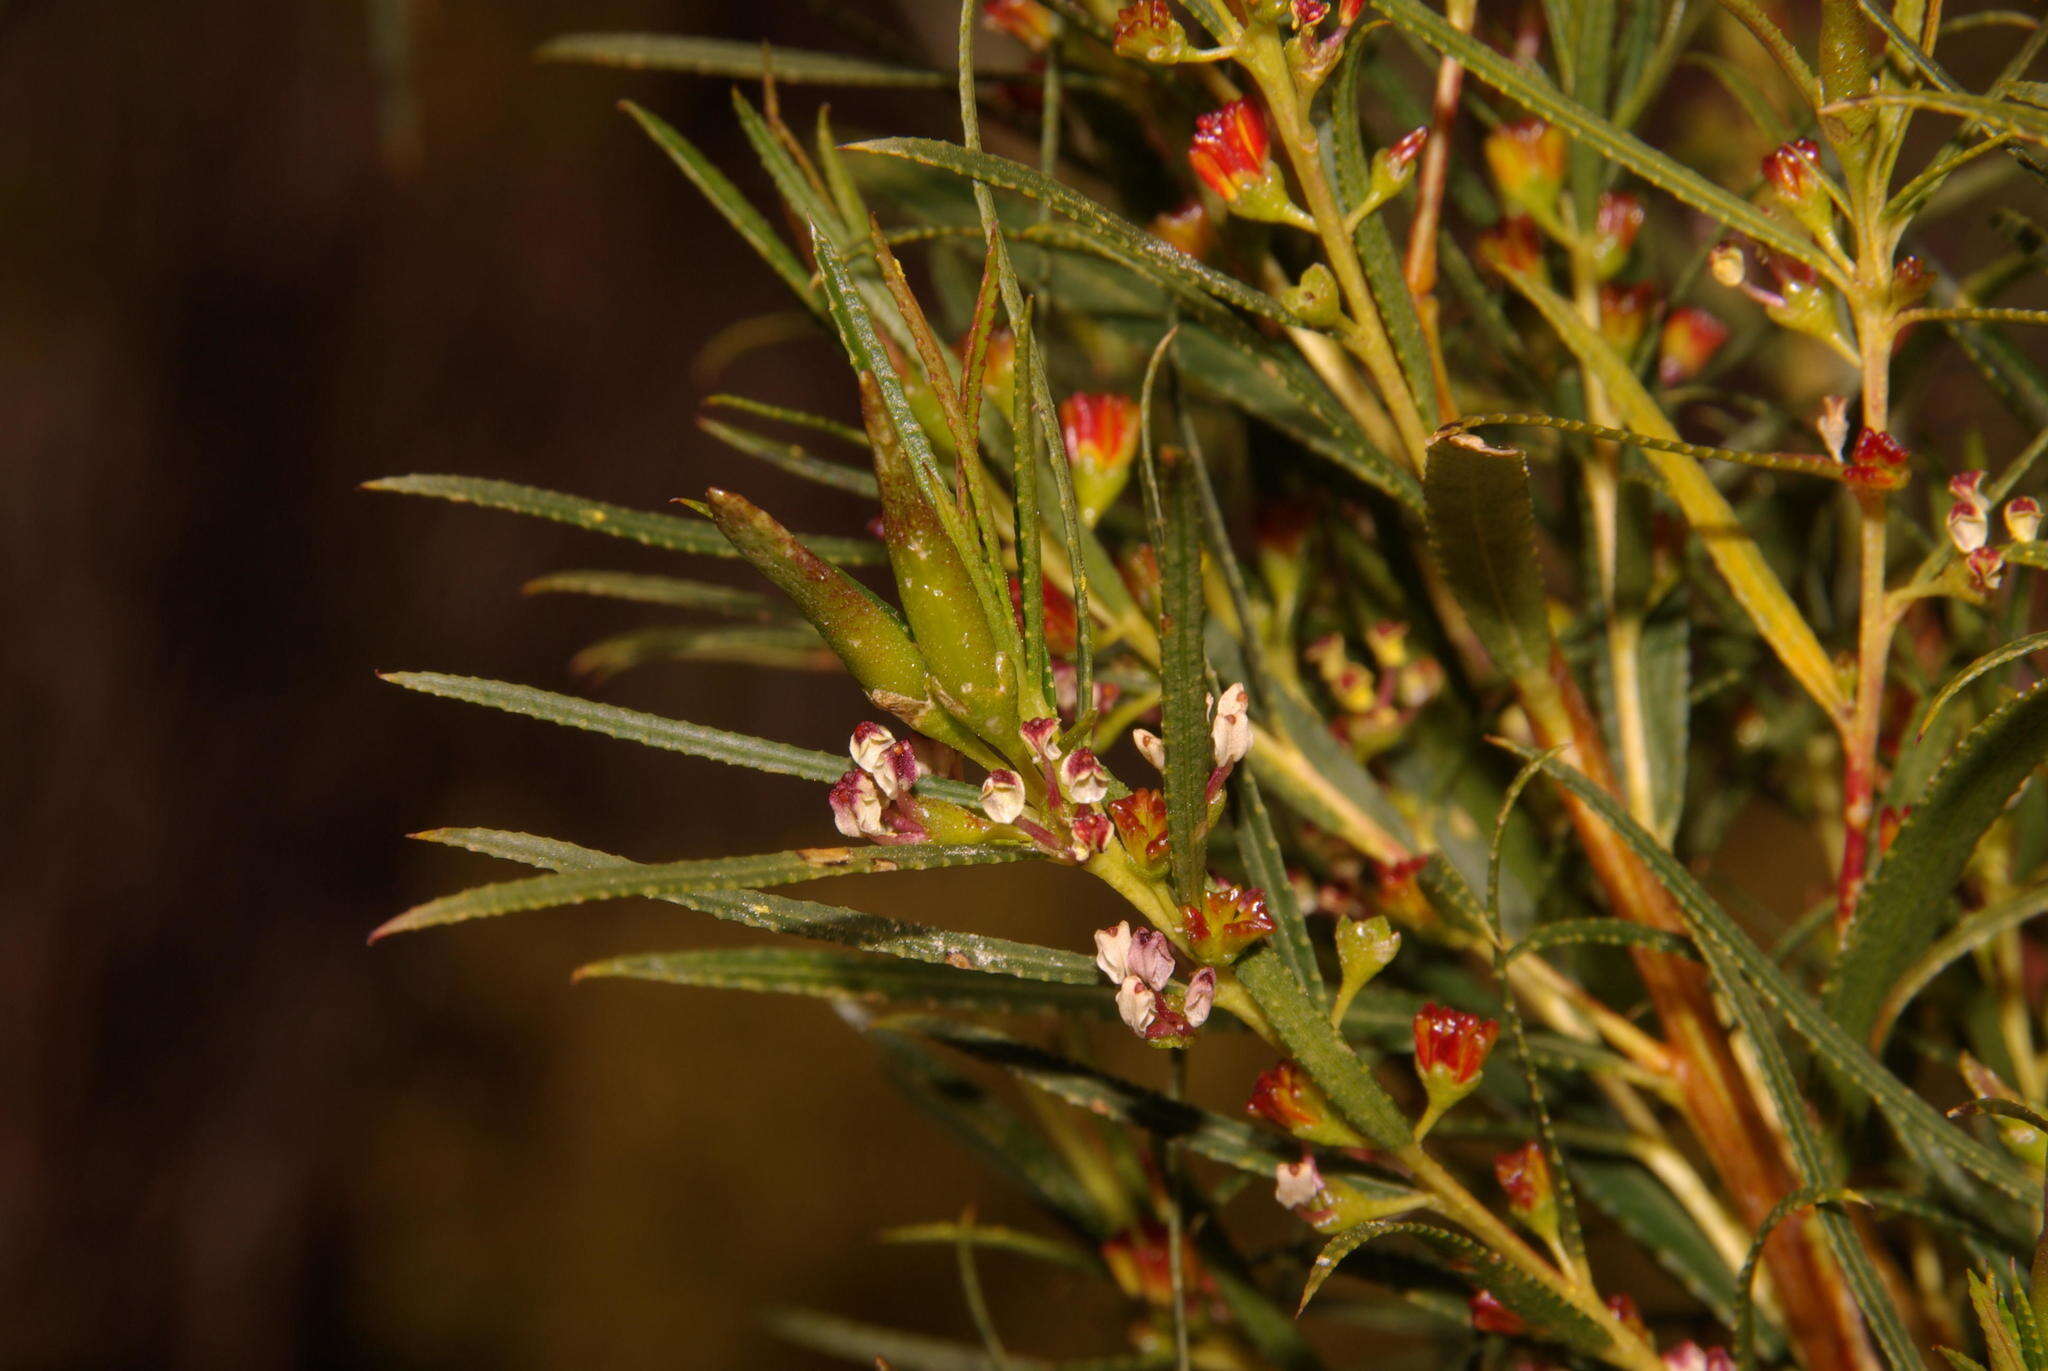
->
981, 769, 1027, 824
1949, 501, 1989, 554
1273, 1156, 1322, 1210
1658, 306, 1729, 386
1116, 974, 1159, 1033
1189, 101, 1271, 204
2006, 497, 2041, 543
1070, 811, 1114, 856
875, 738, 924, 799
1060, 747, 1112, 804
1184, 966, 1216, 1026
1211, 682, 1253, 768
1128, 928, 1177, 991
1095, 920, 1135, 984
829, 769, 886, 839
850, 721, 896, 776
1968, 545, 2007, 592
1949, 470, 1989, 512
1133, 728, 1167, 772
1817, 395, 1850, 461
1020, 716, 1064, 761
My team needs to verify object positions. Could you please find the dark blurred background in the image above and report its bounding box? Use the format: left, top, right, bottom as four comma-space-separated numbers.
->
0, 1, 1149, 1366
5, 0, 2042, 1366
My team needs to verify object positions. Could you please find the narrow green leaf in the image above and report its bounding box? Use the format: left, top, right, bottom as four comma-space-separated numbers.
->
1234, 768, 1324, 1004
703, 394, 868, 447
1923, 631, 2048, 732
521, 570, 784, 617
380, 671, 982, 806
570, 624, 835, 681
375, 842, 1031, 938
620, 101, 815, 307
1236, 950, 1410, 1150
1424, 436, 1554, 687
365, 473, 885, 564
1873, 884, 2048, 1046
1827, 683, 2048, 1052
541, 33, 958, 86
1508, 918, 1696, 962
846, 139, 1302, 326
879, 1222, 1099, 1273
700, 417, 880, 497
582, 947, 1107, 1015
1156, 448, 1210, 905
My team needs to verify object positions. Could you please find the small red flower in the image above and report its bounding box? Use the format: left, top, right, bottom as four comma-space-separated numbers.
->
983, 0, 1054, 51
1413, 1002, 1499, 1085
1761, 137, 1821, 202
1112, 0, 1185, 61
1246, 1061, 1360, 1146
1598, 282, 1657, 352
1470, 1289, 1527, 1336
1183, 882, 1277, 964
1483, 119, 1566, 214
1844, 429, 1910, 492
1476, 216, 1545, 278
1605, 1292, 1645, 1336
1061, 392, 1139, 474
1657, 306, 1729, 386
1493, 1141, 1552, 1220
1101, 1222, 1215, 1310
1190, 101, 1271, 203
1590, 190, 1643, 278
1108, 789, 1170, 873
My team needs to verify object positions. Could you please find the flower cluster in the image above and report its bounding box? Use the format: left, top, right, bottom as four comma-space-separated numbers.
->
1095, 919, 1215, 1047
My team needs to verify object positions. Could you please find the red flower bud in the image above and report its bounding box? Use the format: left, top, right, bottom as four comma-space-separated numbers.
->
1476, 216, 1545, 279
1762, 138, 1821, 203
1494, 1141, 1553, 1219
1590, 191, 1643, 279
1150, 199, 1215, 260
983, 0, 1054, 52
1658, 306, 1729, 385
1247, 1061, 1363, 1146
1112, 0, 1187, 62
1189, 101, 1271, 204
1413, 1002, 1499, 1085
1102, 1222, 1215, 1310
1844, 429, 1911, 492
1483, 119, 1566, 217
1598, 282, 1657, 353
1061, 392, 1140, 525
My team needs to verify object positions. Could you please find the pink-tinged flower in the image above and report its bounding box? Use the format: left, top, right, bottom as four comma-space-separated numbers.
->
1494, 1141, 1558, 1239
1127, 928, 1176, 990
829, 768, 885, 839
1274, 1156, 1325, 1213
1183, 882, 1276, 964
1293, 0, 1331, 26
1150, 200, 1215, 261
1112, 0, 1186, 62
1598, 282, 1657, 352
1069, 811, 1114, 858
1117, 975, 1159, 1033
1470, 1290, 1527, 1336
1476, 216, 1545, 279
1132, 727, 1167, 772
1658, 306, 1729, 385
849, 721, 896, 777
1108, 788, 1170, 873
1189, 101, 1272, 205
980, 769, 1027, 824
874, 738, 923, 799
1845, 429, 1910, 492
1483, 119, 1566, 217
2006, 496, 2041, 543
1950, 470, 1989, 512
1247, 1061, 1364, 1146
1385, 126, 1429, 178
1020, 716, 1063, 761
1590, 191, 1644, 279
1366, 127, 1429, 204
1949, 496, 1990, 554
1663, 1343, 1734, 1371
983, 0, 1054, 52
1414, 1002, 1499, 1085
1184, 967, 1216, 1026
1061, 393, 1140, 525
1059, 747, 1112, 804
1094, 921, 1135, 982
1211, 682, 1253, 768
1968, 546, 2006, 593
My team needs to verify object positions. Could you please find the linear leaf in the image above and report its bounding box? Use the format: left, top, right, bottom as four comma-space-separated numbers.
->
402, 826, 1088, 980
570, 624, 837, 680
579, 947, 1109, 1015
847, 138, 1301, 325
540, 33, 958, 86
380, 672, 982, 805
1425, 437, 1554, 687
1234, 768, 1325, 1004
1826, 682, 2048, 1051
700, 417, 880, 497
879, 1222, 1098, 1273
1874, 884, 2048, 1046
620, 101, 814, 306
1157, 448, 1210, 905
365, 473, 884, 564
1922, 632, 2048, 732
375, 842, 1031, 938
522, 570, 785, 617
